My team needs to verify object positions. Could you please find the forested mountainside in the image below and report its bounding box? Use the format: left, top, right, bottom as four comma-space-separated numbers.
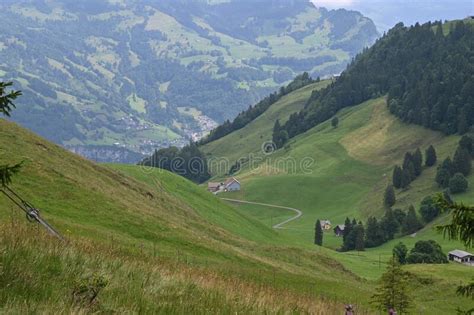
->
274, 19, 474, 146
0, 0, 378, 161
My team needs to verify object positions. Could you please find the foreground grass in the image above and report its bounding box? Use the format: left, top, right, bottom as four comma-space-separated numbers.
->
1, 223, 348, 314
0, 118, 376, 313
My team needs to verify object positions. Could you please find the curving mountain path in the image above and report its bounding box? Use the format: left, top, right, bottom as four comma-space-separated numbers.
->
220, 198, 302, 229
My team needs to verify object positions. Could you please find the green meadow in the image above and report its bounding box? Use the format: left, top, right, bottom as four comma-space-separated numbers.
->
202, 86, 474, 312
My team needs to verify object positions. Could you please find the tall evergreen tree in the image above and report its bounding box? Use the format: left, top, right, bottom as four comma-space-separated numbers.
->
402, 152, 413, 172
0, 82, 22, 187
381, 208, 399, 241
419, 196, 441, 223
392, 165, 403, 189
425, 145, 437, 167
314, 219, 323, 246
272, 119, 281, 147
459, 135, 473, 157
342, 217, 352, 245
402, 205, 423, 235
365, 216, 385, 248
406, 161, 416, 181
331, 116, 339, 128
371, 257, 412, 314
435, 167, 451, 188
401, 168, 411, 189
354, 221, 365, 252
412, 148, 423, 176
440, 157, 454, 176
384, 185, 396, 208
453, 146, 472, 176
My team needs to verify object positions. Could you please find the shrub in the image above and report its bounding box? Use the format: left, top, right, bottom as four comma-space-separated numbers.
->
406, 240, 448, 264
449, 173, 468, 194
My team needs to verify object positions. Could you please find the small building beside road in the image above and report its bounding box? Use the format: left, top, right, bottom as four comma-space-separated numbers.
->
207, 177, 241, 193
224, 177, 241, 192
207, 182, 222, 193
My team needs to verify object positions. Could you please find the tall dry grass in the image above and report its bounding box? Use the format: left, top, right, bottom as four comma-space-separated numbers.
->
0, 222, 371, 314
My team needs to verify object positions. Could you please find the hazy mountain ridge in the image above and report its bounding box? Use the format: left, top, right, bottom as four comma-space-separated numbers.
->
0, 0, 378, 162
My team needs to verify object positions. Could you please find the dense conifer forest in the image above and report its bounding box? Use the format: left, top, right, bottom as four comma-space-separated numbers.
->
275, 20, 474, 144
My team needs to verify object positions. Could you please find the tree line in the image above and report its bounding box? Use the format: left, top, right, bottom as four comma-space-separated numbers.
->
435, 135, 473, 194
200, 73, 316, 145
274, 20, 474, 147
315, 192, 450, 250
139, 142, 211, 184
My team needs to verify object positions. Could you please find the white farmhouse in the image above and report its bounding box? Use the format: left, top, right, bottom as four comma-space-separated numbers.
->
224, 177, 241, 192
448, 249, 474, 265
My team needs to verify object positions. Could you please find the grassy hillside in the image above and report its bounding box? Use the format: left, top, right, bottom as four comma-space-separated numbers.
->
0, 118, 380, 313
202, 93, 474, 312
203, 95, 469, 243
202, 79, 331, 176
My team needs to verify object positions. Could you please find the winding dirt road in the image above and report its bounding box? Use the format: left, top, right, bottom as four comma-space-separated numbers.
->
220, 198, 302, 229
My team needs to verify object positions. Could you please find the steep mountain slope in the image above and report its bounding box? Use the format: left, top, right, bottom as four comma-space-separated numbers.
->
202, 79, 331, 173
203, 93, 471, 243
1, 116, 471, 312
0, 0, 378, 160
202, 91, 473, 312
277, 19, 474, 145
0, 118, 379, 313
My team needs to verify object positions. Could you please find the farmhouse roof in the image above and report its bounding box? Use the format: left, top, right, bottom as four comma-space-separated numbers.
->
207, 182, 221, 188
335, 224, 345, 230
224, 177, 240, 186
448, 249, 473, 258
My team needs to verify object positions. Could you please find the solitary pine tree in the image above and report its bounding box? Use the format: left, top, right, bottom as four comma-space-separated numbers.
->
384, 185, 396, 208
0, 82, 22, 187
453, 146, 472, 176
314, 219, 323, 246
272, 119, 281, 147
425, 145, 437, 167
331, 116, 339, 128
412, 148, 423, 176
392, 166, 403, 189
371, 257, 412, 314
